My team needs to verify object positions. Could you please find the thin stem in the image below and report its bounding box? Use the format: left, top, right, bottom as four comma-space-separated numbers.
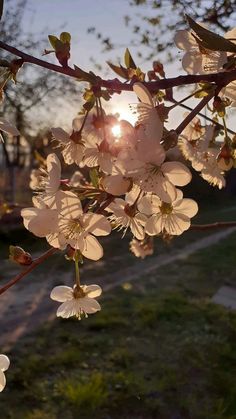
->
0, 247, 57, 296
222, 117, 228, 139
175, 91, 215, 136
168, 88, 204, 110
190, 221, 236, 230
74, 255, 80, 287
175, 102, 235, 136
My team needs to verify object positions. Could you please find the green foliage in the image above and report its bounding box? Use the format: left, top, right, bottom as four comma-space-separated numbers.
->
186, 15, 236, 53
56, 373, 108, 415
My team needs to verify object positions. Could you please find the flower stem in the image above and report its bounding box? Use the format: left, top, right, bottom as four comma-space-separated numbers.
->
74, 253, 81, 287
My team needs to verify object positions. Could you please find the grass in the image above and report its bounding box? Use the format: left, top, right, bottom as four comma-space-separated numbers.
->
1, 231, 236, 418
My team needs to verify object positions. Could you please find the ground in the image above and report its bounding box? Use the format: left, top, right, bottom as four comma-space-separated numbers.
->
0, 202, 236, 418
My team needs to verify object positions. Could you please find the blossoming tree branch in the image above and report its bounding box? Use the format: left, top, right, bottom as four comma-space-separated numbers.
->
0, 13, 236, 391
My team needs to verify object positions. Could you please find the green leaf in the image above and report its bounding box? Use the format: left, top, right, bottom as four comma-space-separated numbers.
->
107, 62, 129, 79
186, 15, 236, 53
0, 0, 4, 20
48, 35, 59, 50
60, 32, 71, 44
124, 48, 136, 69
89, 168, 99, 188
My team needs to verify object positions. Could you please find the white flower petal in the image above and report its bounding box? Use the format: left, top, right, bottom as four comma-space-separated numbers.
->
56, 300, 78, 318
0, 355, 10, 372
162, 161, 192, 186
0, 118, 20, 136
51, 127, 70, 144
0, 370, 6, 392
80, 234, 103, 261
82, 213, 111, 236
182, 51, 203, 74
21, 207, 58, 237
79, 297, 101, 314
174, 30, 197, 50
83, 284, 102, 298
145, 214, 163, 235
133, 82, 154, 105
165, 213, 190, 235
50, 286, 74, 302
174, 198, 198, 218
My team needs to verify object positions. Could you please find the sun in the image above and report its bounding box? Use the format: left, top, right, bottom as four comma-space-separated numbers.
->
111, 124, 121, 137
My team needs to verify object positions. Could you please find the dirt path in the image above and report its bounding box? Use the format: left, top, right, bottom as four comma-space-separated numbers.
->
0, 227, 236, 351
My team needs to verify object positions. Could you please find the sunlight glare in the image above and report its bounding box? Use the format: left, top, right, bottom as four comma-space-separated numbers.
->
111, 124, 121, 137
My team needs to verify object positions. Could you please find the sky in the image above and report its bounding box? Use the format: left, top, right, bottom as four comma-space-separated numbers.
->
2, 0, 235, 130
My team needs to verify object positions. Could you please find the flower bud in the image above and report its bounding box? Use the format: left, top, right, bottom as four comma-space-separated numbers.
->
9, 246, 32, 265
153, 61, 165, 77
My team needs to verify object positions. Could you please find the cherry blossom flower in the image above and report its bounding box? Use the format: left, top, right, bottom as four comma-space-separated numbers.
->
201, 151, 226, 189
122, 139, 191, 203
52, 118, 86, 166
130, 237, 154, 259
138, 189, 198, 236
50, 284, 102, 319
106, 198, 147, 239
174, 27, 227, 74
181, 115, 204, 141
48, 194, 111, 260
0, 354, 10, 392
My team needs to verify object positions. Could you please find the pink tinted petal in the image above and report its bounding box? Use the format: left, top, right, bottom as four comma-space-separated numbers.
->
0, 355, 10, 372
162, 161, 192, 186
130, 218, 145, 240
174, 198, 198, 218
50, 286, 74, 302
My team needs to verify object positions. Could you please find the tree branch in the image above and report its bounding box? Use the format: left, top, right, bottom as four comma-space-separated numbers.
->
0, 247, 57, 295
190, 221, 236, 230
0, 41, 236, 92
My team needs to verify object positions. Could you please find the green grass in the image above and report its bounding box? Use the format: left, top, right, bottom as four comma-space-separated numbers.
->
1, 232, 236, 418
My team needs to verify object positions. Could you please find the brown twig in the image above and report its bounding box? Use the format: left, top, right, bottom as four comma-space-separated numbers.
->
0, 247, 57, 295
190, 221, 236, 230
